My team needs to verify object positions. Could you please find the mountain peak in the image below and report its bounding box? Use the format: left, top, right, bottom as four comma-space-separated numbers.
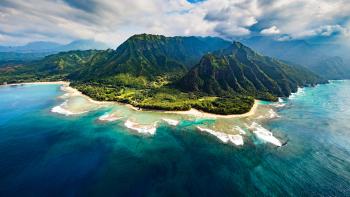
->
232, 41, 244, 48
129, 34, 166, 41
178, 43, 322, 99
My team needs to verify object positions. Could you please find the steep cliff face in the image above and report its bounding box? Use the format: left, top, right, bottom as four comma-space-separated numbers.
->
178, 42, 323, 100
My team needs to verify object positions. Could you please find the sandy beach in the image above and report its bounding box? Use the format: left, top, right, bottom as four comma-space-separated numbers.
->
2, 81, 69, 86
5, 81, 259, 119
165, 100, 259, 119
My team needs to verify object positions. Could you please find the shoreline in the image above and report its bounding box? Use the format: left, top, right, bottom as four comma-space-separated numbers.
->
4, 81, 259, 119
2, 81, 69, 86
164, 100, 259, 119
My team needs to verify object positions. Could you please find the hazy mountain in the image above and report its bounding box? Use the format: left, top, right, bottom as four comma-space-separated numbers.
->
57, 39, 109, 51
241, 36, 350, 79
0, 41, 63, 53
312, 56, 350, 79
0, 40, 109, 63
0, 40, 109, 53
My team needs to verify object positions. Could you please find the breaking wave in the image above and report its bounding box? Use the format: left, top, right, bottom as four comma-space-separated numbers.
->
268, 109, 280, 119
272, 98, 286, 108
289, 87, 305, 100
51, 101, 88, 116
162, 118, 179, 126
234, 126, 246, 135
248, 122, 282, 147
124, 120, 157, 135
98, 113, 123, 122
197, 126, 244, 146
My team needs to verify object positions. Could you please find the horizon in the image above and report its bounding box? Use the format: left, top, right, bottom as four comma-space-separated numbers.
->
0, 33, 344, 49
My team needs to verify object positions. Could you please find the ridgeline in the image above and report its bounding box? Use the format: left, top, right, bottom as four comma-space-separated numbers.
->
0, 34, 325, 115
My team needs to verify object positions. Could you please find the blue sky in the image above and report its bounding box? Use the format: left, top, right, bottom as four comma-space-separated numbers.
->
0, 0, 349, 47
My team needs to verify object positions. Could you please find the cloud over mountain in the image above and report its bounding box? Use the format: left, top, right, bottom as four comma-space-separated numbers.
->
0, 0, 349, 46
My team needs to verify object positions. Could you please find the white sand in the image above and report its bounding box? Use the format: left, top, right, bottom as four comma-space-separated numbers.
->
3, 81, 69, 86
165, 100, 259, 119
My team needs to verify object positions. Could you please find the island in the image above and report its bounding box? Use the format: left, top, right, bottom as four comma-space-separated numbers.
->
0, 34, 325, 115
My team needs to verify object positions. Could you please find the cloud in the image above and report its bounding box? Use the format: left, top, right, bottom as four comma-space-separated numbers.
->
0, 0, 349, 46
315, 25, 349, 37
260, 26, 280, 35
256, 0, 350, 39
202, 0, 260, 39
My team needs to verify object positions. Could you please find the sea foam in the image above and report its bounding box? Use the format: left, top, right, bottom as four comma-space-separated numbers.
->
234, 126, 246, 135
51, 101, 88, 116
268, 109, 280, 119
124, 120, 157, 135
289, 87, 305, 100
98, 113, 122, 122
197, 126, 244, 146
272, 98, 286, 108
162, 118, 179, 126
249, 122, 282, 147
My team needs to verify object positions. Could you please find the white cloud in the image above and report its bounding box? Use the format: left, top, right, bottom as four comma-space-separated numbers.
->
260, 26, 280, 35
0, 0, 349, 46
315, 25, 349, 37
258, 0, 350, 39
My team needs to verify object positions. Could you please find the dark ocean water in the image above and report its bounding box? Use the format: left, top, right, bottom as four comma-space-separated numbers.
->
0, 81, 349, 196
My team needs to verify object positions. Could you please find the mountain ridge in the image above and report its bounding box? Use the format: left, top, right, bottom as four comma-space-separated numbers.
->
241, 36, 350, 79
71, 34, 232, 81
0, 34, 325, 115
177, 42, 323, 100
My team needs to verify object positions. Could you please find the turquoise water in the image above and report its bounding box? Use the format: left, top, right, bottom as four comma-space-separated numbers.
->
0, 82, 349, 196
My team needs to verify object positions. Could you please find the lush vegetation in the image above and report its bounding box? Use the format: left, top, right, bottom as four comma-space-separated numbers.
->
0, 34, 325, 115
177, 42, 325, 100
71, 82, 254, 114
71, 34, 231, 81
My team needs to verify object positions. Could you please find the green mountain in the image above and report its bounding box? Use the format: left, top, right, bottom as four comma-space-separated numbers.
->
0, 50, 100, 83
178, 42, 324, 100
72, 34, 231, 81
0, 34, 325, 115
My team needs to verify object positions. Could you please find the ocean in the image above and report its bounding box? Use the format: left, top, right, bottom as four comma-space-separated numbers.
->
0, 81, 349, 196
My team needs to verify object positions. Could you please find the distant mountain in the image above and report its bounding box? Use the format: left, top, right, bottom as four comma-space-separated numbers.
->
0, 40, 109, 63
178, 42, 323, 100
72, 34, 231, 81
0, 41, 63, 53
0, 52, 51, 66
241, 36, 350, 80
57, 39, 109, 51
0, 50, 101, 83
0, 40, 109, 53
312, 56, 350, 79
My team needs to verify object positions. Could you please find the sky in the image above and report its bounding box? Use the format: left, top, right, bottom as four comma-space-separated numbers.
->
0, 0, 349, 47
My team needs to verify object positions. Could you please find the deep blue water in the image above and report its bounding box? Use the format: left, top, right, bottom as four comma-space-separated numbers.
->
0, 82, 350, 196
